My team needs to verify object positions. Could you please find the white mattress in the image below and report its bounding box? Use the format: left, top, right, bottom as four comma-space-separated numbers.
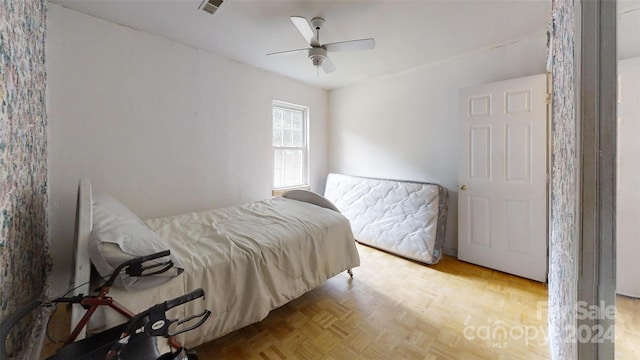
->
89, 196, 359, 348
324, 173, 448, 264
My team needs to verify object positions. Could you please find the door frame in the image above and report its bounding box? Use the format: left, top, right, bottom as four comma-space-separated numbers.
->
577, 0, 616, 359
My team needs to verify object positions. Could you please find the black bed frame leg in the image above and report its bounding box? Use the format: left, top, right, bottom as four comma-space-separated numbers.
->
347, 269, 353, 278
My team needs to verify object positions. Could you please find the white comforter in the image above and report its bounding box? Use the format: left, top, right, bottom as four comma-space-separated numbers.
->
90, 196, 360, 348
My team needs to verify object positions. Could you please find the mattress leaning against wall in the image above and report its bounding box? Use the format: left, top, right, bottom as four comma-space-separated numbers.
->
324, 173, 448, 264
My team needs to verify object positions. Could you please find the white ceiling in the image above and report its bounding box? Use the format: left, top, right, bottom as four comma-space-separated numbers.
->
50, 0, 556, 90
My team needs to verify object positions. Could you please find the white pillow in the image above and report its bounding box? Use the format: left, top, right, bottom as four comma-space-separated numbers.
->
281, 189, 340, 212
89, 191, 184, 290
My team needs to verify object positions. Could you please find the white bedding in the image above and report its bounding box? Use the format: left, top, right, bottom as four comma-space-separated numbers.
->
89, 196, 360, 348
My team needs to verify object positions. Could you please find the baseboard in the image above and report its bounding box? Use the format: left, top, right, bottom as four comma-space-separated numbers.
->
442, 246, 458, 258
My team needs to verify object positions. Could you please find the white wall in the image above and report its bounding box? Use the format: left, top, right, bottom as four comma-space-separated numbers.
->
328, 33, 548, 255
46, 4, 329, 293
617, 56, 640, 297
619, 7, 640, 60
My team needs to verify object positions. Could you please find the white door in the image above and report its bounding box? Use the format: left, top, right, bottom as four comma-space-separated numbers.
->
458, 74, 548, 282
616, 57, 640, 297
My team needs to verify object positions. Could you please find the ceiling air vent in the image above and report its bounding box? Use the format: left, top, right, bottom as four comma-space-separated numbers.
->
199, 0, 223, 15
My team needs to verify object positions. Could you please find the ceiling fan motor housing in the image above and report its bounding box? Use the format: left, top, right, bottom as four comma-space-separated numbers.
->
308, 47, 327, 66
310, 17, 325, 30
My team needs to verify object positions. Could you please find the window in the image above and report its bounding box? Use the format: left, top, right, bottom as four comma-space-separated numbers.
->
272, 101, 308, 189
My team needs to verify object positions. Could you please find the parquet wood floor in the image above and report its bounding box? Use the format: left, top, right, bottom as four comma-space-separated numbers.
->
616, 294, 640, 359
40, 243, 640, 359
195, 244, 551, 359
194, 243, 640, 360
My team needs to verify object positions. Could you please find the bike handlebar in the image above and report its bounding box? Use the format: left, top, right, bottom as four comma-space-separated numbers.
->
107, 288, 210, 359
103, 250, 173, 288
165, 288, 205, 310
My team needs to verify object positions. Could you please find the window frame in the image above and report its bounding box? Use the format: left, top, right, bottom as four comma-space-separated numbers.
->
271, 100, 309, 191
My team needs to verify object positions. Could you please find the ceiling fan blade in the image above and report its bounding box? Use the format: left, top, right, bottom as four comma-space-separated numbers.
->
322, 56, 336, 73
324, 38, 375, 52
266, 48, 310, 56
290, 16, 319, 46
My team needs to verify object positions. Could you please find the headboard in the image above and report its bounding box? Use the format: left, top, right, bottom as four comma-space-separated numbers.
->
324, 173, 448, 265
71, 178, 93, 339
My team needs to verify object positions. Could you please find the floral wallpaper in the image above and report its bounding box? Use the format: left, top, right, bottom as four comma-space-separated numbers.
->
549, 0, 578, 359
0, 0, 50, 357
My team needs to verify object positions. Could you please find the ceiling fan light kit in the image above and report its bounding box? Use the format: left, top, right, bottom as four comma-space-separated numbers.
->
267, 16, 375, 74
308, 48, 327, 66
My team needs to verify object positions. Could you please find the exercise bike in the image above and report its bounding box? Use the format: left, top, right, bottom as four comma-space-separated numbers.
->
1, 251, 211, 360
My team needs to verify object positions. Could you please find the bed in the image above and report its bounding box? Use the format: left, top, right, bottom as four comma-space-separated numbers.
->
71, 179, 360, 349
324, 173, 448, 265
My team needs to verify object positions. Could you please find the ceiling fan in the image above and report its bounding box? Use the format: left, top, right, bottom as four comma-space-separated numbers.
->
267, 16, 375, 74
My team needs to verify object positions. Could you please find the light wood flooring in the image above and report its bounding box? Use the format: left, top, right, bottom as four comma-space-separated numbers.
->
194, 244, 549, 359
194, 243, 640, 360
616, 294, 640, 359
40, 243, 640, 359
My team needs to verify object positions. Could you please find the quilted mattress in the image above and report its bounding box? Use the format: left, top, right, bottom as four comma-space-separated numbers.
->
324, 173, 448, 264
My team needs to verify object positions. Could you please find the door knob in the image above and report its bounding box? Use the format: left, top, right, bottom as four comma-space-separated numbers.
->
460, 185, 467, 190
